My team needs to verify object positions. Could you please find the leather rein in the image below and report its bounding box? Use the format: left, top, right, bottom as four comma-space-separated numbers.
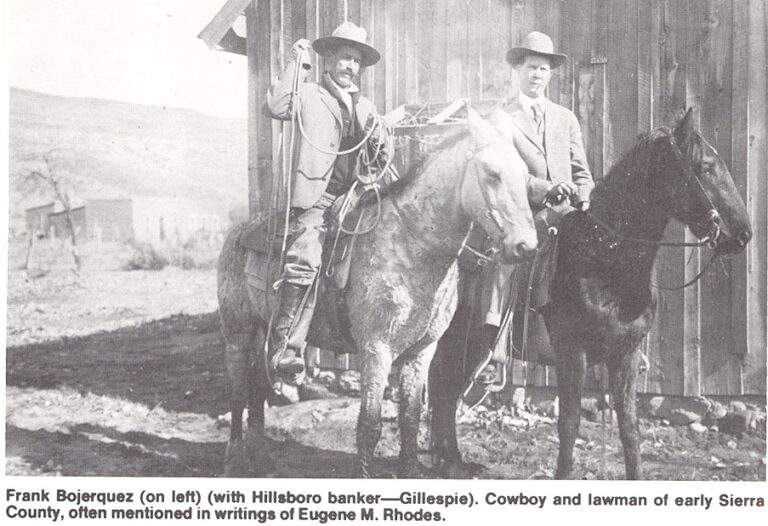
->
581, 131, 724, 291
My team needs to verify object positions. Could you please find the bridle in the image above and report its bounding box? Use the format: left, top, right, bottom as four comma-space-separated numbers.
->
458, 140, 531, 263
584, 130, 722, 249
581, 129, 726, 290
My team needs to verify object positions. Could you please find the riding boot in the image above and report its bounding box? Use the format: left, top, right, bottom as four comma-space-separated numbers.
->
269, 283, 310, 380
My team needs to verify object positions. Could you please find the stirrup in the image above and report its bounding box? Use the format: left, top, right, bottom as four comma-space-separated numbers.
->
457, 350, 507, 415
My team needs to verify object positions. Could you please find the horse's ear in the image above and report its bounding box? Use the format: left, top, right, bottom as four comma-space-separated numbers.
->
674, 107, 696, 147
467, 106, 496, 144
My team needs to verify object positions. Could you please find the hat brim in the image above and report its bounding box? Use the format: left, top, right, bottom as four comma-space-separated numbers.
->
506, 48, 567, 68
313, 36, 380, 67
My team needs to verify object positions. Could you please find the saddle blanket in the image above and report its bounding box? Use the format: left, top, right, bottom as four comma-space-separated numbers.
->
238, 207, 363, 356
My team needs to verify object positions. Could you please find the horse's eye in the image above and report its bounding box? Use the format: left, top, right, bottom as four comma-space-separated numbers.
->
486, 170, 501, 182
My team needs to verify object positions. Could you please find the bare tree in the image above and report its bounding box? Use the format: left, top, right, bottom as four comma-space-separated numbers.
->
20, 151, 82, 272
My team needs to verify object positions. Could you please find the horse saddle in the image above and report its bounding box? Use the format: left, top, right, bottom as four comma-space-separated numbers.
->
513, 200, 574, 366
238, 197, 369, 356
460, 200, 573, 367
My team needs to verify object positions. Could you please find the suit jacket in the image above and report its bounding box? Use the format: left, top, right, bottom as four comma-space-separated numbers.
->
493, 97, 594, 206
265, 60, 388, 209
471, 99, 594, 335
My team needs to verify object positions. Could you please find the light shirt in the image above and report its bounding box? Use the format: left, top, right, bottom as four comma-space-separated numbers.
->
326, 75, 359, 114
518, 92, 546, 125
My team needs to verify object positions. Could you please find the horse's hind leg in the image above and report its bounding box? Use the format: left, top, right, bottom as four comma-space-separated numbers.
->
224, 330, 255, 477
555, 347, 587, 479
607, 349, 643, 480
356, 343, 393, 478
245, 326, 275, 475
397, 342, 438, 478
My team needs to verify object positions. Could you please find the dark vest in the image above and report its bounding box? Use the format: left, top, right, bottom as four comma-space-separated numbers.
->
323, 75, 361, 196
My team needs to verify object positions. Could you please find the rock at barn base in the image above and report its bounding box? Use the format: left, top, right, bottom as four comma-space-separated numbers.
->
688, 422, 708, 434
647, 396, 711, 425
719, 409, 754, 436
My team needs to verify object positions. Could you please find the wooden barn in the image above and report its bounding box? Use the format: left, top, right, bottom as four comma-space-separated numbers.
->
200, 0, 766, 397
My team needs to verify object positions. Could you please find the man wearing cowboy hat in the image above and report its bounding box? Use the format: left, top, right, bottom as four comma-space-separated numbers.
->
472, 31, 595, 387
264, 21, 389, 383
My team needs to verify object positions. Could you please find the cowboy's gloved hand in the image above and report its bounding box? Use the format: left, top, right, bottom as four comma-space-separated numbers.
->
292, 39, 312, 68
545, 181, 577, 204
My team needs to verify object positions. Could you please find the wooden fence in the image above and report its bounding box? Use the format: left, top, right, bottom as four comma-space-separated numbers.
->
232, 0, 766, 396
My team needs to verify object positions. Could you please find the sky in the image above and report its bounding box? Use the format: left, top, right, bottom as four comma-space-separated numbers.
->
8, 0, 248, 118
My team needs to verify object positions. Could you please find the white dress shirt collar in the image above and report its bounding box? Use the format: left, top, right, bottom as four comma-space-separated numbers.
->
518, 92, 546, 115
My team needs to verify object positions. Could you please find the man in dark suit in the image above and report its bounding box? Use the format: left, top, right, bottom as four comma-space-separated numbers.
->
474, 31, 594, 385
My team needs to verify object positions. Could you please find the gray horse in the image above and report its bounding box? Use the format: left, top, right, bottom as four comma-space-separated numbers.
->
218, 109, 537, 477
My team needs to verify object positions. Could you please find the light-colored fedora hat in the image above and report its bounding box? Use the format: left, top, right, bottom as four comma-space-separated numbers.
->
313, 21, 381, 67
506, 31, 567, 68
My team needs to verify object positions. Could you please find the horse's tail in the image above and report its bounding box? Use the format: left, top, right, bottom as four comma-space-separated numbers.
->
217, 222, 263, 342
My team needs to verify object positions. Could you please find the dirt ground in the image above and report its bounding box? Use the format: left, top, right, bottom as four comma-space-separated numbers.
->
4, 268, 766, 479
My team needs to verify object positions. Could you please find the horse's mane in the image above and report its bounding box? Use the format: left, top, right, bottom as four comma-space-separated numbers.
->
602, 128, 670, 189
603, 109, 705, 184
359, 127, 471, 206
594, 117, 705, 218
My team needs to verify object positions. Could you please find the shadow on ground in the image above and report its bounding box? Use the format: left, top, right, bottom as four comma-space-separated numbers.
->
6, 313, 229, 416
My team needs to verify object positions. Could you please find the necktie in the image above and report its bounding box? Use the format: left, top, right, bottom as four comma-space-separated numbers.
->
531, 103, 543, 138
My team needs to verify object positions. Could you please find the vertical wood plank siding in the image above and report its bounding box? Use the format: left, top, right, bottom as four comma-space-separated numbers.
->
249, 0, 767, 395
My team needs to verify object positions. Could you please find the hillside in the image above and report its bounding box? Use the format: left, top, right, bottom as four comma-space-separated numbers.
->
8, 88, 248, 235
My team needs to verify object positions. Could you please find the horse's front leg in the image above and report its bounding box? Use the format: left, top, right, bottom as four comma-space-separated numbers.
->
356, 342, 393, 478
429, 335, 464, 475
429, 310, 491, 477
607, 349, 643, 480
398, 341, 438, 478
555, 347, 587, 479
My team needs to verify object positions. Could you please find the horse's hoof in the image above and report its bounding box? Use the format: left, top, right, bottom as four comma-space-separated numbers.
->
224, 439, 248, 477
442, 460, 484, 479
398, 461, 431, 479
245, 428, 274, 475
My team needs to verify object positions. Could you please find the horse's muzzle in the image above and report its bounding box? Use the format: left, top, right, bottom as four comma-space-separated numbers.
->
715, 227, 752, 255
501, 233, 538, 263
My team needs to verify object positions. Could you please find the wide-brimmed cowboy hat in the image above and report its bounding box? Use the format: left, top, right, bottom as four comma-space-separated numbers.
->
313, 21, 380, 67
506, 31, 567, 68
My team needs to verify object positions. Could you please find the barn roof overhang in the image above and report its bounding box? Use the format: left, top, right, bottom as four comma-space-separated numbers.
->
198, 0, 250, 56
25, 202, 56, 212
49, 205, 85, 217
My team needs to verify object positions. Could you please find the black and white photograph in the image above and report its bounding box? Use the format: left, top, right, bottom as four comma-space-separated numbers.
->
3, 0, 767, 508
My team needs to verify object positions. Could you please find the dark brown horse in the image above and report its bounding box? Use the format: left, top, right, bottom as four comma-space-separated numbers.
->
429, 109, 752, 479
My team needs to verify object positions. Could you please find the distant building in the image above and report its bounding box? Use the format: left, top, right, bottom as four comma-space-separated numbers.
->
86, 199, 134, 243
24, 197, 222, 246
24, 202, 55, 239
48, 205, 86, 242
130, 196, 222, 246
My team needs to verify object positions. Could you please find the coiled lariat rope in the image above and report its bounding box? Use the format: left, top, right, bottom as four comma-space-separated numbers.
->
295, 92, 395, 236
264, 50, 394, 390
264, 52, 308, 393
